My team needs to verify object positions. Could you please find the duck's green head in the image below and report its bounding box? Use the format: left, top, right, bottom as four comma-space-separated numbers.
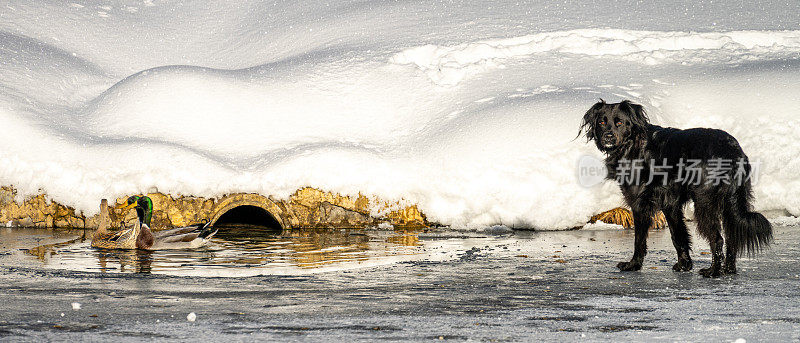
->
120, 195, 153, 226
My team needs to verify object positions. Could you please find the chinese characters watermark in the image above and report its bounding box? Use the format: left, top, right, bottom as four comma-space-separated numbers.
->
577, 155, 761, 188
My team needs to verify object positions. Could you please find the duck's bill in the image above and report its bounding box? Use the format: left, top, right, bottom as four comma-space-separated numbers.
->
117, 202, 137, 212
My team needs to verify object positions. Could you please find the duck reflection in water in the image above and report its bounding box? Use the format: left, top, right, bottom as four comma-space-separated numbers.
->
96, 249, 154, 273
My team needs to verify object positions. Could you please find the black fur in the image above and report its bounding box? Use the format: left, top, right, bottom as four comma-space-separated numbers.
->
580, 100, 772, 277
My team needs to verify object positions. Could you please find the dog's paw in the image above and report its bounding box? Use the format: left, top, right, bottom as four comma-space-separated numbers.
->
672, 259, 693, 272
617, 261, 642, 271
699, 266, 722, 278
723, 264, 737, 275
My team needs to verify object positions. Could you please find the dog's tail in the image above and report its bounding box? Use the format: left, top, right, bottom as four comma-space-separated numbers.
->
723, 180, 772, 257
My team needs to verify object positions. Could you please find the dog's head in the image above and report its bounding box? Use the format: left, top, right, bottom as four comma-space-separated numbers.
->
579, 100, 649, 152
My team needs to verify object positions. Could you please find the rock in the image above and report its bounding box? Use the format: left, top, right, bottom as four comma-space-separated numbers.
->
18, 218, 33, 227
85, 216, 98, 229
97, 200, 111, 231
0, 185, 430, 230
387, 205, 426, 227
201, 199, 214, 213
320, 202, 373, 227
0, 187, 14, 205
166, 205, 185, 227
68, 216, 85, 228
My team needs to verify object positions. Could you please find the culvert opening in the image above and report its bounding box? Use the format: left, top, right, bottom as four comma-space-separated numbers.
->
213, 205, 283, 233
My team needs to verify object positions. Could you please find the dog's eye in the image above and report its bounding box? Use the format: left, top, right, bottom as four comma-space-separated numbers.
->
615, 120, 623, 126
599, 120, 606, 125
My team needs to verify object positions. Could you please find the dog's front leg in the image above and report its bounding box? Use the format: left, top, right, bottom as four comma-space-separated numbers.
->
617, 205, 654, 271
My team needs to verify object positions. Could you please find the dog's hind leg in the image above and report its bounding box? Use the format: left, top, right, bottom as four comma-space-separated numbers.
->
723, 233, 738, 274
721, 181, 773, 275
664, 205, 692, 272
694, 201, 724, 278
721, 195, 739, 274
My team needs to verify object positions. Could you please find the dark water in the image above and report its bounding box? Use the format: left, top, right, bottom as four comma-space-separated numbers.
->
0, 226, 428, 276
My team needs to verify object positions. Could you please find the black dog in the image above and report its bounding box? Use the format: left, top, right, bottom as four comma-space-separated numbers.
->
580, 100, 772, 277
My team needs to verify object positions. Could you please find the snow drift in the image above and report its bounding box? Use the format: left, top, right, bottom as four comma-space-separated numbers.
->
1, 1, 799, 229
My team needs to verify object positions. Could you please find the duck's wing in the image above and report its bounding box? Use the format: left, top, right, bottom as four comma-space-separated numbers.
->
158, 232, 202, 243
151, 222, 218, 250
153, 220, 209, 239
91, 226, 138, 249
153, 224, 201, 239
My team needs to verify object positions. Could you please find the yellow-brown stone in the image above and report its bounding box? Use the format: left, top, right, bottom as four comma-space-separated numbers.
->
0, 185, 434, 231
588, 207, 667, 230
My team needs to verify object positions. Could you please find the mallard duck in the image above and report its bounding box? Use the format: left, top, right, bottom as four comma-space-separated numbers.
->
91, 195, 218, 250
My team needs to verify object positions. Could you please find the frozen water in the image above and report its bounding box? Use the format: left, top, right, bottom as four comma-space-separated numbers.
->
2, 225, 800, 340
1, 1, 799, 229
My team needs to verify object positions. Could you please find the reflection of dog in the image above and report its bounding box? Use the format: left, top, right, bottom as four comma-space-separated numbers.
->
580, 100, 772, 277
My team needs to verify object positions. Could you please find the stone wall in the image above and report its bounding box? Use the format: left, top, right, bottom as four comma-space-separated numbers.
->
0, 187, 91, 228
0, 186, 428, 230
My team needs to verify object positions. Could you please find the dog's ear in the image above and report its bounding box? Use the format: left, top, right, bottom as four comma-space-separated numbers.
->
620, 100, 649, 129
577, 100, 606, 141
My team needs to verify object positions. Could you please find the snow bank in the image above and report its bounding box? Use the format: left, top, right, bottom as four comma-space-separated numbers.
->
390, 29, 800, 86
1, 1, 799, 229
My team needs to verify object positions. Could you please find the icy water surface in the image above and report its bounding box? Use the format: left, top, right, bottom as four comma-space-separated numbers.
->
0, 226, 434, 276
0, 225, 798, 341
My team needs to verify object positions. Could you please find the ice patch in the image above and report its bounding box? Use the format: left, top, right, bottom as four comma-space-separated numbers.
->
581, 222, 624, 231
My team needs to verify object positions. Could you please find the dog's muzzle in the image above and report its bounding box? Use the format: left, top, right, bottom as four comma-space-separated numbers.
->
601, 132, 616, 148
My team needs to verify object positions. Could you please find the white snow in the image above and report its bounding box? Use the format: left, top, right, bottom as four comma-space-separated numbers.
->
390, 29, 800, 86
1, 1, 799, 229
771, 216, 800, 227
581, 222, 625, 231
71, 302, 81, 311
187, 312, 196, 322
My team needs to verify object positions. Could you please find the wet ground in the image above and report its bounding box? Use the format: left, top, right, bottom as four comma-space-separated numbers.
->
0, 224, 799, 342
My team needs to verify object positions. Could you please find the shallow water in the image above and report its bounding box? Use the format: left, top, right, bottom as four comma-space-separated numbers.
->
0, 226, 432, 276
1, 225, 798, 341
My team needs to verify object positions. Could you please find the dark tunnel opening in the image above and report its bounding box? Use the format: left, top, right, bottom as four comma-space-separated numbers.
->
213, 205, 283, 234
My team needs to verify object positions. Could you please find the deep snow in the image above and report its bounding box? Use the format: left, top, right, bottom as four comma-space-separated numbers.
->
1, 1, 799, 229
